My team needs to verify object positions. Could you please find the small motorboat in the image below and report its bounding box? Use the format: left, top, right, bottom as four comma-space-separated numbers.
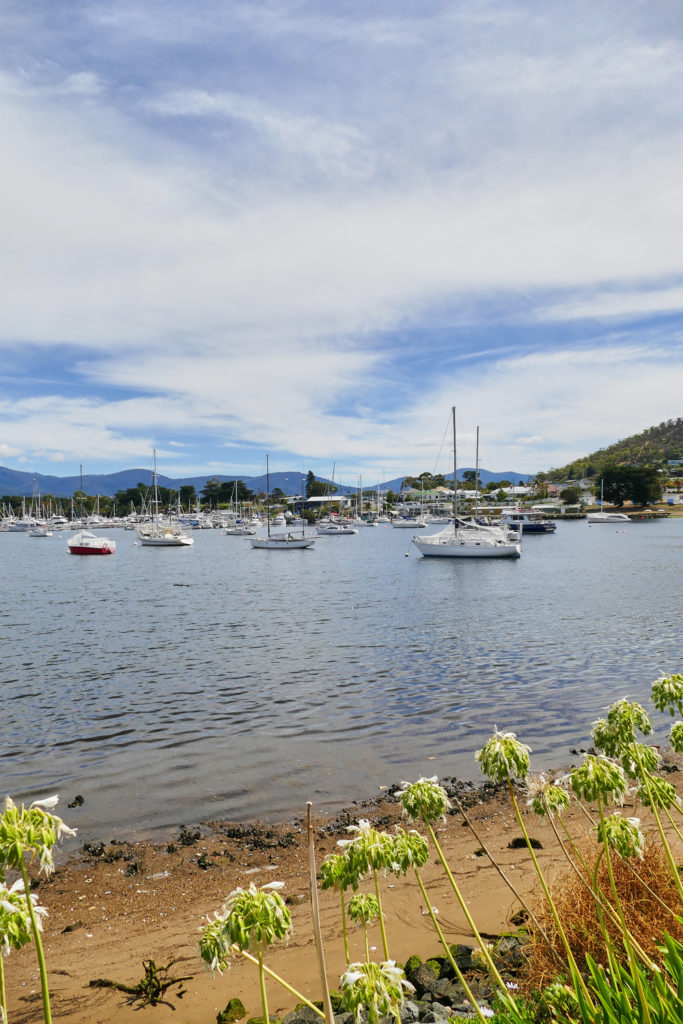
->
67, 529, 116, 555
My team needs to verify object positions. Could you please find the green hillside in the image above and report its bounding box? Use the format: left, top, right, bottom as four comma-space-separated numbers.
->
544, 418, 683, 482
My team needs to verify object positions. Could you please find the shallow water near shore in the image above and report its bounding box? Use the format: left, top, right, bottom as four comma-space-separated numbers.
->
2, 517, 682, 844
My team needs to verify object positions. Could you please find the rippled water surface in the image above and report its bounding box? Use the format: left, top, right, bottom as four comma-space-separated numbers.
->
2, 519, 682, 841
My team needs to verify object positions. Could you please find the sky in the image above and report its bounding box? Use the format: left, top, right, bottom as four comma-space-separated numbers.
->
1, 0, 682, 486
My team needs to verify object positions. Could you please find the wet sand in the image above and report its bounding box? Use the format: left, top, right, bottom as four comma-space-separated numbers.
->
6, 763, 683, 1024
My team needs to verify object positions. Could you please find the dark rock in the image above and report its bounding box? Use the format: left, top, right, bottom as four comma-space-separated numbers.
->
399, 1000, 420, 1023
448, 945, 474, 973
507, 836, 542, 850
420, 1003, 450, 1021
282, 1006, 323, 1024
333, 1013, 354, 1024
411, 962, 439, 995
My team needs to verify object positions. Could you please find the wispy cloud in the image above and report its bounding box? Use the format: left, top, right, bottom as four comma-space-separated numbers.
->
0, 1, 682, 479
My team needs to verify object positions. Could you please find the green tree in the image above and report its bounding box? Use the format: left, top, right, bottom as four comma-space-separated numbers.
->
179, 485, 196, 508
560, 486, 582, 504
600, 466, 662, 506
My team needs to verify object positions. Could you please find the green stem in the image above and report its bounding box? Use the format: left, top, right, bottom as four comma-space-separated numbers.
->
553, 814, 659, 974
414, 868, 489, 1024
451, 793, 555, 953
635, 759, 683, 903
505, 780, 594, 1008
0, 952, 7, 1024
257, 951, 269, 1024
423, 817, 507, 990
340, 890, 350, 965
363, 924, 370, 964
596, 798, 652, 1024
19, 862, 51, 1024
372, 867, 389, 960
240, 951, 325, 1019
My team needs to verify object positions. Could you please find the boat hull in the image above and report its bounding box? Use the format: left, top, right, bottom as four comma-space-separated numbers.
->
251, 535, 315, 549
412, 535, 521, 558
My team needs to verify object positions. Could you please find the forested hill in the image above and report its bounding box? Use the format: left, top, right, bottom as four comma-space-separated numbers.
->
546, 418, 683, 482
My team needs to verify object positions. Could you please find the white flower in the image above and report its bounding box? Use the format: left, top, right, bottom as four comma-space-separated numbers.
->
31, 795, 61, 810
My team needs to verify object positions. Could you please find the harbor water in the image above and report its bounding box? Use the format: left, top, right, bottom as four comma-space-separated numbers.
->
1, 517, 682, 843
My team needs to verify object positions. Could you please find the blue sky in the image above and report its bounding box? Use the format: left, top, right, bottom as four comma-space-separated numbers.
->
1, 0, 682, 485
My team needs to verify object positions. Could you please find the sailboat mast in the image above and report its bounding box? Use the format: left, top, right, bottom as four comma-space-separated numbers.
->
452, 406, 457, 522
475, 425, 480, 515
266, 454, 271, 537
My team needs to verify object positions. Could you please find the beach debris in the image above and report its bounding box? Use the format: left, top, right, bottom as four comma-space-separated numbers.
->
89, 957, 192, 1009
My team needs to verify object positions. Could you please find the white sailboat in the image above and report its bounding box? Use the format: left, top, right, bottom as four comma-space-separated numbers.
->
412, 408, 522, 559
586, 480, 630, 524
251, 456, 316, 550
136, 451, 194, 547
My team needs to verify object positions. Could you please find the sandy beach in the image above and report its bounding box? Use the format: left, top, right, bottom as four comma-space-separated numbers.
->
5, 760, 683, 1024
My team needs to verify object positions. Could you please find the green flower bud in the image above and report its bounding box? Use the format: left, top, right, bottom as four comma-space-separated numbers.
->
525, 774, 570, 817
341, 960, 414, 1023
569, 755, 627, 805
476, 728, 531, 782
619, 742, 662, 779
651, 674, 683, 718
606, 699, 652, 744
637, 775, 681, 811
348, 893, 380, 926
670, 721, 683, 754
396, 777, 450, 823
596, 813, 645, 860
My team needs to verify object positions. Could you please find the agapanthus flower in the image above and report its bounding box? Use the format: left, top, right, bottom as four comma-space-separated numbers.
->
348, 893, 380, 926
569, 754, 627, 805
651, 674, 683, 718
670, 721, 683, 754
596, 813, 645, 860
591, 718, 622, 758
320, 850, 363, 893
606, 698, 652, 744
386, 827, 429, 876
340, 960, 414, 1023
637, 775, 681, 811
619, 741, 662, 779
338, 820, 390, 873
198, 881, 291, 964
395, 777, 451, 823
525, 774, 570, 818
0, 878, 46, 955
476, 728, 531, 782
0, 795, 77, 876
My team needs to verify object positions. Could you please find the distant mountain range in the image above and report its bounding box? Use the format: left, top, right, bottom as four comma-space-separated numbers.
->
0, 465, 534, 499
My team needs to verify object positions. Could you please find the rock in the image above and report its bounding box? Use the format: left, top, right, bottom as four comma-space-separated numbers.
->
398, 1000, 420, 1022
411, 962, 439, 995
282, 1007, 322, 1024
217, 998, 247, 1023
419, 1003, 451, 1021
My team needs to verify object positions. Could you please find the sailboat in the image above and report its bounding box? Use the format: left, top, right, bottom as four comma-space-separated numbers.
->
586, 479, 630, 524
412, 408, 522, 558
136, 451, 194, 547
251, 456, 316, 549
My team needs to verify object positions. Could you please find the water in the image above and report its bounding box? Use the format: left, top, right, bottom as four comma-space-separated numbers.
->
1, 518, 682, 843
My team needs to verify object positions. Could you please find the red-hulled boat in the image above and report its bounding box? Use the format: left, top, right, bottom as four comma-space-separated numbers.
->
67, 529, 116, 555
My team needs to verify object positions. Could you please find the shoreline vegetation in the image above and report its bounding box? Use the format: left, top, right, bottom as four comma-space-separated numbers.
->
4, 676, 683, 1024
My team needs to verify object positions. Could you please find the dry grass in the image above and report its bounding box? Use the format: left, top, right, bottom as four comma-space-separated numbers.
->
519, 836, 683, 993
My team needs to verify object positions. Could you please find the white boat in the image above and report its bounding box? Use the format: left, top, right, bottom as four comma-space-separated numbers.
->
224, 522, 257, 536
251, 456, 316, 550
316, 520, 358, 535
392, 517, 427, 529
587, 479, 630, 524
586, 510, 631, 524
67, 529, 116, 555
136, 451, 194, 547
412, 409, 522, 559
502, 510, 556, 533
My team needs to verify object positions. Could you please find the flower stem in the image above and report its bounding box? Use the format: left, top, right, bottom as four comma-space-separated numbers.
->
240, 951, 325, 1019
0, 953, 7, 1024
19, 861, 51, 1024
423, 817, 507, 990
372, 867, 389, 960
340, 890, 350, 965
505, 779, 594, 1008
257, 951, 269, 1024
413, 868, 489, 1024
